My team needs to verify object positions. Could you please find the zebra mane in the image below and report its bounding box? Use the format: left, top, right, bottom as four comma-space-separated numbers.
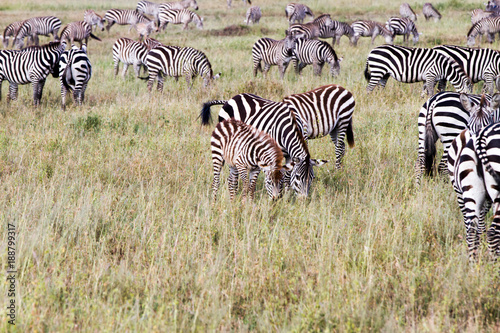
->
20, 41, 63, 52
313, 14, 330, 23
467, 21, 480, 37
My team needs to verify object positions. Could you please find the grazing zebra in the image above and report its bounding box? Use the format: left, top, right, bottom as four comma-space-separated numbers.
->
134, 20, 159, 40
282, 84, 355, 169
400, 2, 417, 21
433, 45, 500, 93
287, 14, 334, 40
252, 32, 297, 79
423, 3, 442, 21
136, 0, 163, 25
3, 21, 26, 48
386, 17, 420, 44
104, 9, 151, 32
467, 16, 500, 46
211, 119, 291, 201
113, 37, 157, 78
145, 45, 220, 91
322, 20, 355, 46
227, 0, 251, 9
161, 0, 199, 11
83, 9, 105, 31
364, 44, 472, 97
60, 21, 101, 46
14, 16, 62, 49
291, 38, 342, 77
245, 6, 262, 25
58, 44, 92, 110
0, 41, 66, 106
351, 20, 394, 46
158, 9, 203, 30
285, 3, 314, 24
200, 93, 327, 197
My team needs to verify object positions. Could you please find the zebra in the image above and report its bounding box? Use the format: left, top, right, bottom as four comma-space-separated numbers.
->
350, 20, 394, 46
58, 44, 92, 110
386, 17, 420, 44
210, 119, 292, 201
432, 44, 500, 94
322, 20, 355, 46
59, 21, 101, 47
0, 40, 66, 106
145, 45, 220, 91
200, 93, 328, 197
471, 9, 498, 25
134, 20, 159, 40
467, 16, 500, 46
113, 37, 155, 78
136, 0, 163, 26
364, 44, 472, 97
83, 9, 105, 31
161, 0, 199, 11
252, 33, 297, 79
282, 84, 355, 170
14, 16, 62, 49
423, 3, 442, 22
3, 21, 26, 49
285, 3, 314, 24
291, 38, 342, 77
400, 2, 417, 21
245, 6, 262, 25
287, 14, 334, 40
227, 0, 251, 9
158, 9, 203, 30
104, 9, 151, 32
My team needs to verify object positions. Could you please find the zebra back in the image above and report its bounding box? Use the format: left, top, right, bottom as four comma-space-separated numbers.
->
288, 14, 333, 39
293, 38, 341, 76
399, 3, 417, 21
476, 122, 500, 185
15, 16, 62, 49
423, 3, 442, 21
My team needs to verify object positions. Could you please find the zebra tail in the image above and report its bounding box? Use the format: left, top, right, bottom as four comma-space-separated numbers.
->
364, 62, 370, 82
346, 119, 355, 148
90, 33, 101, 41
477, 128, 500, 184
424, 104, 437, 176
200, 100, 227, 126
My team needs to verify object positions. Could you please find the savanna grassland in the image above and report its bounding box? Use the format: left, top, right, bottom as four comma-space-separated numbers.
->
1, 0, 499, 331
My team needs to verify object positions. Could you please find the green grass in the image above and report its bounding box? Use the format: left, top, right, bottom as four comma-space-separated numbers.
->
1, 0, 500, 331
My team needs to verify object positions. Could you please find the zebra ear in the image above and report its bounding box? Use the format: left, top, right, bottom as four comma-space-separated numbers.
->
213, 72, 221, 80
282, 162, 294, 172
491, 93, 500, 110
310, 159, 328, 167
338, 57, 343, 63
459, 93, 473, 112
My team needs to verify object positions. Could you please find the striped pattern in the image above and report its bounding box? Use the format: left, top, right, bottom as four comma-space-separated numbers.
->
245, 6, 262, 25
322, 20, 355, 46
15, 16, 62, 49
211, 119, 285, 201
399, 3, 417, 21
386, 17, 420, 44
59, 44, 92, 110
161, 0, 199, 11
364, 44, 472, 97
158, 9, 203, 30
283, 84, 355, 169
134, 20, 159, 40
60, 21, 101, 46
104, 9, 151, 32
3, 21, 25, 48
285, 3, 314, 24
0, 41, 66, 105
227, 0, 251, 9
287, 14, 334, 40
136, 0, 162, 24
423, 3, 442, 21
113, 37, 158, 78
252, 33, 297, 79
467, 16, 500, 46
83, 9, 105, 31
146, 45, 219, 91
351, 20, 394, 46
291, 38, 341, 77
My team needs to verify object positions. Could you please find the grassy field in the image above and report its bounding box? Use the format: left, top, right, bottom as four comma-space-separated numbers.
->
1, 0, 500, 331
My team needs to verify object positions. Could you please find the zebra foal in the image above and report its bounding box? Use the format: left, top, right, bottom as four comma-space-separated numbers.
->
467, 16, 500, 46
15, 16, 62, 49
104, 9, 151, 32
58, 44, 92, 110
83, 9, 105, 31
113, 37, 160, 78
386, 17, 420, 44
158, 9, 203, 30
423, 3, 441, 22
245, 6, 262, 25
252, 32, 297, 79
351, 20, 394, 46
291, 38, 342, 77
3, 21, 26, 48
285, 3, 314, 24
400, 3, 417, 21
287, 14, 334, 40
60, 21, 101, 46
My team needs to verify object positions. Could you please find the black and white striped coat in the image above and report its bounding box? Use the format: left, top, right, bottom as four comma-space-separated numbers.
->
83, 9, 105, 31
471, 9, 497, 25
285, 3, 314, 24
386, 17, 420, 44
291, 38, 342, 77
104, 9, 151, 32
287, 14, 334, 40
467, 16, 500, 46
0, 41, 66, 105
15, 16, 62, 49
423, 3, 442, 22
252, 33, 297, 79
400, 3, 417, 21
200, 93, 327, 197
245, 6, 262, 25
321, 20, 355, 46
113, 37, 160, 78
146, 45, 219, 91
3, 21, 25, 49
158, 9, 203, 30
283, 84, 355, 169
136, 0, 163, 24
60, 21, 101, 46
211, 119, 288, 201
351, 20, 394, 46
364, 44, 472, 97
58, 44, 92, 110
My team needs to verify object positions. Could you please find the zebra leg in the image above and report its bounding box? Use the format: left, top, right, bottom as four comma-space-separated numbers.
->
61, 83, 68, 110
156, 72, 164, 92
438, 153, 449, 175
106, 21, 115, 32
312, 61, 322, 76
122, 64, 129, 78
483, 76, 494, 94
113, 59, 120, 76
35, 79, 46, 106
185, 74, 193, 90
237, 166, 250, 202
480, 199, 492, 235
437, 79, 447, 92
248, 168, 261, 200
133, 62, 141, 78
228, 166, 239, 201
211, 160, 224, 202
7, 83, 18, 103
465, 216, 481, 262
487, 202, 500, 259
253, 59, 262, 77
331, 130, 347, 169
263, 63, 271, 77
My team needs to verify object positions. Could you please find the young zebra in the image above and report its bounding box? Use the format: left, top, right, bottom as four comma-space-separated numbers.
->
285, 3, 314, 24
113, 37, 157, 78
227, 0, 251, 9
283, 84, 355, 169
136, 0, 163, 25
161, 0, 199, 11
423, 3, 442, 22
134, 20, 159, 40
467, 16, 500, 46
432, 45, 500, 94
83, 9, 105, 31
322, 20, 355, 46
158, 9, 203, 30
145, 45, 220, 91
211, 119, 292, 201
287, 14, 334, 40
252, 32, 297, 79
3, 21, 26, 48
0, 40, 66, 106
104, 9, 151, 32
364, 44, 472, 97
60, 21, 101, 47
245, 6, 262, 25
400, 2, 417, 21
58, 44, 92, 110
200, 93, 327, 197
351, 20, 394, 46
386, 17, 420, 44
471, 9, 498, 25
14, 16, 62, 49
291, 38, 342, 77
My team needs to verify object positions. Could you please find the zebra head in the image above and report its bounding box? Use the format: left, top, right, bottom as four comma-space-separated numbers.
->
461, 93, 500, 134
195, 16, 204, 30
289, 157, 328, 197
284, 31, 298, 57
186, 0, 199, 10
262, 161, 295, 200
328, 56, 342, 77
